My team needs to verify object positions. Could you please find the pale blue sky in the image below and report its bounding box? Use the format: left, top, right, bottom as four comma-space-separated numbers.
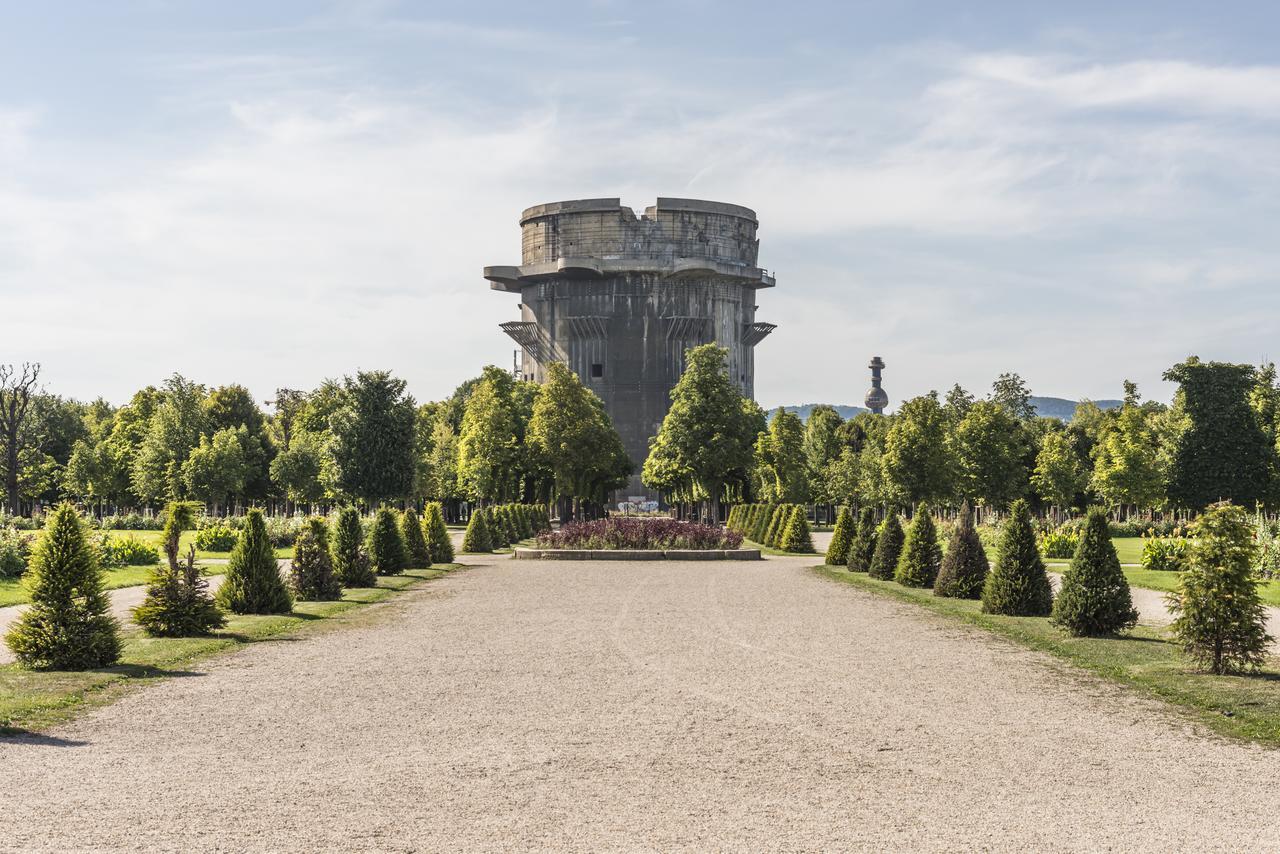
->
3, 1, 1279, 410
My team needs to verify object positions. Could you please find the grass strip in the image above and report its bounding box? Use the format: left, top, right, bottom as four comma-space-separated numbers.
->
0, 565, 458, 734
814, 565, 1280, 748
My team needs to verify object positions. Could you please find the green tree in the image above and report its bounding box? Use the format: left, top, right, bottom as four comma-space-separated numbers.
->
846, 507, 878, 573
461, 507, 493, 553
868, 514, 904, 580
131, 374, 209, 504
330, 370, 417, 504
803, 405, 845, 507
291, 518, 343, 601
643, 345, 759, 522
4, 503, 120, 669
754, 408, 810, 504
825, 506, 854, 566
981, 499, 1053, 616
778, 505, 814, 553
367, 506, 408, 575
457, 376, 518, 504
269, 430, 327, 510
882, 393, 953, 506
951, 400, 1026, 508
332, 507, 375, 587
1031, 430, 1088, 512
990, 372, 1036, 420
0, 363, 42, 515
181, 428, 250, 511
1163, 358, 1274, 510
933, 504, 988, 599
1051, 507, 1138, 636
1091, 391, 1166, 513
216, 509, 292, 614
423, 502, 454, 563
1167, 502, 1272, 673
401, 509, 432, 568
133, 501, 225, 636
895, 504, 941, 588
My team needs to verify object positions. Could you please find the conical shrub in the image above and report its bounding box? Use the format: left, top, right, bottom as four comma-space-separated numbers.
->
934, 504, 989, 599
1051, 507, 1137, 635
895, 503, 942, 588
291, 518, 343, 601
134, 501, 224, 637
779, 505, 815, 553
368, 506, 408, 575
401, 509, 432, 569
847, 508, 878, 573
515, 505, 533, 540
423, 502, 454, 563
764, 504, 787, 547
826, 507, 854, 565
1167, 502, 1272, 673
5, 503, 120, 669
752, 504, 774, 544
868, 514, 904, 580
461, 507, 493, 553
500, 506, 520, 544
216, 508, 292, 615
332, 506, 376, 587
981, 499, 1053, 616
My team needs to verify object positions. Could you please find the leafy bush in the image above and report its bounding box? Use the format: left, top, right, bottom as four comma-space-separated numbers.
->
1141, 537, 1190, 572
895, 504, 941, 589
825, 507, 854, 566
461, 508, 493, 554
216, 509, 293, 615
4, 503, 121, 669
194, 524, 238, 552
332, 507, 376, 587
934, 505, 988, 599
868, 515, 904, 581
1038, 529, 1080, 559
537, 517, 743, 550
263, 515, 303, 547
97, 512, 164, 531
981, 499, 1053, 616
96, 533, 160, 568
0, 527, 34, 578
1168, 503, 1272, 674
367, 507, 408, 575
291, 518, 343, 601
1052, 507, 1138, 636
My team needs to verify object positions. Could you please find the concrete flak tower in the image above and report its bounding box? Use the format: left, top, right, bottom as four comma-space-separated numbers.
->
865, 356, 888, 415
484, 197, 776, 499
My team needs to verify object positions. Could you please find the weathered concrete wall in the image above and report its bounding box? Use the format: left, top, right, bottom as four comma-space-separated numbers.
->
486, 198, 775, 500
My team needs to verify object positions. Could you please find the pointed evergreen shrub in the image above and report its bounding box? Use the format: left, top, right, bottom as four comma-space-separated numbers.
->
500, 506, 520, 544
895, 503, 942, 588
934, 504, 989, 599
401, 509, 432, 569
368, 506, 408, 575
826, 507, 854, 565
1167, 502, 1272, 673
779, 505, 815, 553
134, 501, 225, 637
423, 502, 454, 564
461, 507, 493, 553
981, 499, 1053, 616
216, 509, 293, 615
5, 503, 121, 670
752, 504, 774, 544
1051, 507, 1137, 635
291, 518, 343, 601
332, 506, 376, 587
847, 508, 878, 573
764, 504, 787, 547
515, 505, 533, 540
868, 514, 904, 580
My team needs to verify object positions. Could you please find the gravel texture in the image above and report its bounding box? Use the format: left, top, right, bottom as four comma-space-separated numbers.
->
4, 553, 1280, 851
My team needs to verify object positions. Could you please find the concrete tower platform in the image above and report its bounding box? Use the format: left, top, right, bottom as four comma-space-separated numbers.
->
484, 197, 775, 500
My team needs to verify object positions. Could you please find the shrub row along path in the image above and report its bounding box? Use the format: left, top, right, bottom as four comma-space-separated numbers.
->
5, 552, 1280, 850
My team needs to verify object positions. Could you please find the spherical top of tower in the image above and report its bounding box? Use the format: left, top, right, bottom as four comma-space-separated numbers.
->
865, 355, 888, 414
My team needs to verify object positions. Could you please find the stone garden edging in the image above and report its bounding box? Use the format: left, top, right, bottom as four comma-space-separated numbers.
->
512, 548, 762, 561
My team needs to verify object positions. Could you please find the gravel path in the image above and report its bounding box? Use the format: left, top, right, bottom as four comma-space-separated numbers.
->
4, 553, 1280, 851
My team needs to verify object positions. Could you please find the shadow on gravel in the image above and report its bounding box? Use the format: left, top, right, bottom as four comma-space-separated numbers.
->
0, 730, 90, 747
103, 664, 208, 679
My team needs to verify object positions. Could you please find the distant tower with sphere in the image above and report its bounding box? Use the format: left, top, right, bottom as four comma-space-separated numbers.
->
865, 356, 888, 415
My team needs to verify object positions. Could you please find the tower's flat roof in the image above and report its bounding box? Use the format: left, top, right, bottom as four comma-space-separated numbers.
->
520, 197, 757, 225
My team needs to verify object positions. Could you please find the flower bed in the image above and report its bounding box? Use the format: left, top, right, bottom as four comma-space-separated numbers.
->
537, 517, 743, 551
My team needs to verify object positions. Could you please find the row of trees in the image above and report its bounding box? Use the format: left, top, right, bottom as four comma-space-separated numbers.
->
640, 349, 1280, 519
1, 361, 630, 521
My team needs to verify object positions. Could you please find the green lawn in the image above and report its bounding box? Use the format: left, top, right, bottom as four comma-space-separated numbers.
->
816, 566, 1280, 747
1, 566, 459, 733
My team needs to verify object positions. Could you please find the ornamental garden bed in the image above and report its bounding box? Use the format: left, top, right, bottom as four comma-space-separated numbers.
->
526, 517, 756, 560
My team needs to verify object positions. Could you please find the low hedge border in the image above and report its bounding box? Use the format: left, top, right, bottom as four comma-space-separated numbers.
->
513, 548, 762, 561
